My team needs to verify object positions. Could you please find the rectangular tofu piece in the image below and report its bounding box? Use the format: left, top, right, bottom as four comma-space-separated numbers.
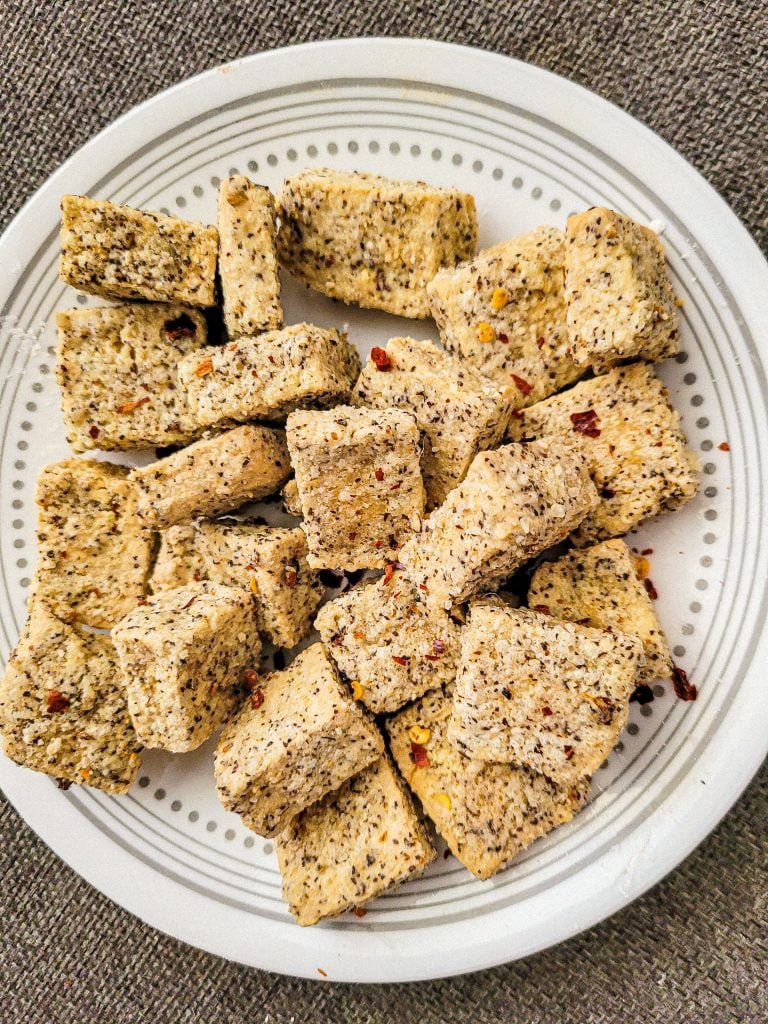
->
529, 539, 673, 683
150, 524, 208, 592
33, 459, 153, 629
277, 168, 477, 318
507, 362, 700, 544
197, 520, 323, 648
387, 688, 589, 880
112, 581, 260, 752
352, 337, 514, 508
218, 176, 282, 338
56, 303, 206, 452
178, 323, 361, 429
60, 195, 218, 306
277, 755, 436, 925
0, 600, 141, 794
564, 207, 680, 370
214, 643, 384, 837
427, 226, 584, 406
286, 406, 425, 570
399, 441, 598, 612
448, 601, 643, 784
131, 425, 291, 528
315, 572, 461, 714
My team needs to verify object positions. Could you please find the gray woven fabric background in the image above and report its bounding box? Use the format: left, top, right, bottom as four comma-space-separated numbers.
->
1, 1, 766, 1021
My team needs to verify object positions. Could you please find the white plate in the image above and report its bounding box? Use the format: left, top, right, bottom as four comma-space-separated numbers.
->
1, 39, 767, 984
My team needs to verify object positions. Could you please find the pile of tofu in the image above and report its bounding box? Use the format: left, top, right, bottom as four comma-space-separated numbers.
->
0, 167, 700, 926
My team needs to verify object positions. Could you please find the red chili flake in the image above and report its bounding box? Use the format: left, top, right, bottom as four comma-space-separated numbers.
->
564, 745, 574, 760
418, 583, 428, 592
250, 688, 265, 710
352, 907, 368, 918
392, 655, 408, 666
542, 706, 553, 717
410, 743, 430, 767
284, 565, 298, 588
497, 332, 509, 343
46, 690, 70, 713
117, 396, 150, 414
316, 968, 328, 978
536, 336, 546, 349
181, 595, 197, 610
570, 409, 601, 437
424, 655, 441, 661
383, 562, 396, 585
374, 468, 384, 481
718, 441, 730, 452
511, 374, 533, 396
164, 314, 197, 340
374, 539, 383, 548
630, 683, 655, 705
533, 604, 550, 615
643, 577, 659, 600
88, 425, 100, 440
672, 664, 697, 701
390, 480, 402, 491
641, 548, 654, 556
370, 347, 393, 371
510, 409, 525, 420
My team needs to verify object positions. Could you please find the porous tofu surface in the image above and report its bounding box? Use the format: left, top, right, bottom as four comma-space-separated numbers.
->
427, 226, 584, 406
352, 337, 514, 508
286, 405, 425, 570
131, 425, 291, 528
218, 176, 282, 338
214, 643, 384, 837
529, 539, 673, 683
315, 571, 461, 714
150, 525, 208, 592
564, 207, 680, 370
59, 195, 218, 306
33, 458, 152, 629
387, 688, 589, 880
399, 441, 598, 612
507, 362, 699, 544
112, 581, 260, 753
178, 323, 361, 429
197, 519, 323, 648
448, 601, 643, 784
0, 600, 141, 794
56, 303, 206, 452
277, 168, 477, 318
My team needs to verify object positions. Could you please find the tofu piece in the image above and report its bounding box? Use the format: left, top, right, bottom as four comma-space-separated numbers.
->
564, 207, 680, 370
277, 755, 436, 925
448, 601, 643, 784
150, 524, 208, 592
56, 303, 206, 452
214, 643, 384, 837
277, 168, 477, 318
178, 323, 361, 429
218, 176, 282, 338
507, 362, 700, 544
59, 195, 218, 306
112, 581, 260, 752
427, 226, 584, 406
197, 520, 323, 648
286, 406, 425, 570
387, 688, 589, 880
281, 478, 301, 517
315, 573, 461, 714
352, 337, 514, 508
528, 539, 673, 683
0, 601, 141, 794
131, 425, 291, 528
399, 441, 598, 612
32, 459, 152, 629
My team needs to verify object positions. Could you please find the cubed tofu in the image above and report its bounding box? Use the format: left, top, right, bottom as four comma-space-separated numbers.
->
197, 520, 323, 648
218, 176, 282, 338
387, 688, 589, 880
507, 362, 700, 544
112, 581, 260, 752
352, 337, 514, 508
131, 425, 291, 528
214, 643, 384, 837
427, 226, 584, 406
528, 539, 673, 683
399, 441, 598, 612
59, 195, 218, 306
0, 600, 142, 794
56, 303, 206, 452
564, 207, 680, 370
150, 524, 208, 592
281, 478, 301, 517
277, 168, 477, 318
447, 601, 643, 784
276, 755, 436, 925
286, 406, 425, 570
32, 459, 152, 629
178, 323, 361, 429
315, 572, 461, 714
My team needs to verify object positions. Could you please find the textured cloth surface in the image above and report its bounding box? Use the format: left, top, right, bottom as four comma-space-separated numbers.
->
1, 1, 766, 1022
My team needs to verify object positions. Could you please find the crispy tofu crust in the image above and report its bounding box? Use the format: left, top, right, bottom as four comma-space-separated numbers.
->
387, 688, 589, 880
507, 362, 700, 544
427, 226, 584, 405
150, 524, 208, 592
277, 168, 477, 318
59, 195, 218, 306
